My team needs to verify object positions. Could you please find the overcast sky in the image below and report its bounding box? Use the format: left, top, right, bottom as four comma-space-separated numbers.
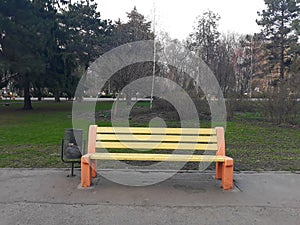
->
95, 0, 266, 40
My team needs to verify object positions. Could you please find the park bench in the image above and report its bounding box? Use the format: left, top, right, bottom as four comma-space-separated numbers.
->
81, 125, 234, 190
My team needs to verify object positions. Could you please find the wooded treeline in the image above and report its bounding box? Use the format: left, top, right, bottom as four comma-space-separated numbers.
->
0, 0, 153, 109
0, 0, 300, 123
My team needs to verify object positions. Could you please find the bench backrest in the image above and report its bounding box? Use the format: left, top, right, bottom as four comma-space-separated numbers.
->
88, 126, 225, 156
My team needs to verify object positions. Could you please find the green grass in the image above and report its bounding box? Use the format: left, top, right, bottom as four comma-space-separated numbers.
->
0, 102, 72, 167
0, 100, 149, 167
225, 118, 300, 171
0, 101, 299, 171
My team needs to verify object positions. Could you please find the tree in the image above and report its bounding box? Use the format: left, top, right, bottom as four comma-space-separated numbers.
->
232, 34, 266, 96
188, 11, 236, 96
109, 7, 154, 105
257, 0, 300, 81
0, 0, 113, 106
112, 7, 153, 47
61, 0, 114, 69
0, 0, 54, 109
215, 34, 236, 95
50, 0, 114, 101
188, 10, 220, 68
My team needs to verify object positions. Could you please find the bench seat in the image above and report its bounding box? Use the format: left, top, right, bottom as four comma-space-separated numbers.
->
88, 152, 227, 162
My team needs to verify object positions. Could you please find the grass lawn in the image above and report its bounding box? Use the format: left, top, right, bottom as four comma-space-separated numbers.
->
0, 100, 299, 171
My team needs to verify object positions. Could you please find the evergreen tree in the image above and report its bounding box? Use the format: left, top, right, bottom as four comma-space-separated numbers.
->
61, 0, 114, 69
188, 10, 221, 67
52, 0, 114, 101
257, 0, 300, 81
113, 6, 154, 46
109, 7, 154, 105
0, 0, 53, 109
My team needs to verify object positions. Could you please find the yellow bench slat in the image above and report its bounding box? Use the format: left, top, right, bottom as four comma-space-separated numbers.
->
90, 153, 225, 162
97, 134, 217, 143
96, 141, 218, 151
97, 127, 216, 135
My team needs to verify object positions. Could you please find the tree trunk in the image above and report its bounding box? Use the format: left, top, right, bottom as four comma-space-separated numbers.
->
37, 87, 42, 101
125, 90, 131, 106
280, 10, 285, 80
113, 94, 120, 117
54, 89, 60, 102
23, 76, 33, 110
280, 43, 285, 80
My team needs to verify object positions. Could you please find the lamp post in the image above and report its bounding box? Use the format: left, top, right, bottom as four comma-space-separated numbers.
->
150, 0, 156, 110
249, 35, 254, 99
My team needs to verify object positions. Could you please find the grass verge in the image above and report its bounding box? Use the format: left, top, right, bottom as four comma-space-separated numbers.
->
0, 101, 299, 171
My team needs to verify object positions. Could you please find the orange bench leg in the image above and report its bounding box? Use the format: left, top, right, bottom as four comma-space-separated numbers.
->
91, 159, 97, 178
221, 157, 234, 190
81, 155, 92, 187
216, 162, 222, 180
87, 125, 97, 179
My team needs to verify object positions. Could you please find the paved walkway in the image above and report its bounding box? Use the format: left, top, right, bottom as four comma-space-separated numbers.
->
0, 169, 299, 225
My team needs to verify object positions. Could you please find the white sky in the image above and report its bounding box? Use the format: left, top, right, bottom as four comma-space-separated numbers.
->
96, 0, 266, 40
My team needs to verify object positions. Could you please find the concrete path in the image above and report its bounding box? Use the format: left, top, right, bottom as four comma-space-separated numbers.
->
0, 169, 299, 225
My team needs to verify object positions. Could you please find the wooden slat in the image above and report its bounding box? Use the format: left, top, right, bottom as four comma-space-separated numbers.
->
96, 142, 218, 151
97, 127, 216, 135
96, 134, 217, 143
90, 153, 225, 162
